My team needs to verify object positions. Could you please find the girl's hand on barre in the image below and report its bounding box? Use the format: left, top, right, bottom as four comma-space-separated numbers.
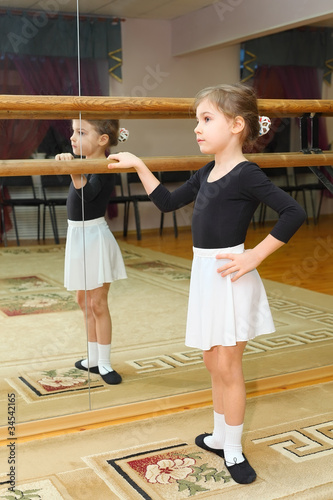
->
107, 152, 146, 171
55, 153, 74, 161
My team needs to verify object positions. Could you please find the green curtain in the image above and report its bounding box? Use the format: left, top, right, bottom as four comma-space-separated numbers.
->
241, 27, 333, 84
0, 10, 122, 81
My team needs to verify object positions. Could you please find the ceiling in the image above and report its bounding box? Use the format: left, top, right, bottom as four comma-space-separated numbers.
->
2, 0, 333, 28
0, 0, 218, 19
2, 0, 331, 25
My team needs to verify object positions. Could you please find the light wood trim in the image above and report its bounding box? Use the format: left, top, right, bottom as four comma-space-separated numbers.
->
1, 152, 333, 176
0, 365, 331, 444
1, 95, 333, 119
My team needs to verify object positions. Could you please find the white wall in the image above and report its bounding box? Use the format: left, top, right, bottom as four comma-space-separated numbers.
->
172, 0, 333, 55
108, 18, 240, 233
114, 18, 240, 157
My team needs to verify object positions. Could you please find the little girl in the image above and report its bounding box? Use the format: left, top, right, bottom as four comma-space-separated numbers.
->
56, 119, 127, 385
107, 84, 306, 482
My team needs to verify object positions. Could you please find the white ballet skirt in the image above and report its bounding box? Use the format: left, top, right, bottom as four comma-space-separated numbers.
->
64, 217, 127, 291
185, 244, 275, 349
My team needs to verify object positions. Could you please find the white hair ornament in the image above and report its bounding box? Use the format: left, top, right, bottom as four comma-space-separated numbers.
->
259, 116, 271, 136
118, 128, 129, 142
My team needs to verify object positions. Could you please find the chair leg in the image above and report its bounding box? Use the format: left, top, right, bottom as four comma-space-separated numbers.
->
133, 200, 141, 240
316, 190, 324, 224
159, 212, 164, 236
172, 211, 178, 238
258, 203, 266, 224
309, 190, 317, 225
302, 189, 309, 225
43, 205, 46, 241
0, 207, 8, 247
11, 207, 20, 246
123, 202, 129, 237
48, 204, 60, 244
37, 206, 41, 241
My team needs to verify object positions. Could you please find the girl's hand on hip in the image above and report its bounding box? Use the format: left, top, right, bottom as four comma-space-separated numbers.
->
216, 249, 261, 282
55, 153, 74, 161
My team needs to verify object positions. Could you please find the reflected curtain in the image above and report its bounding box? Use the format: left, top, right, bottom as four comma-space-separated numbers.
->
0, 11, 122, 81
0, 54, 104, 159
241, 27, 333, 84
251, 65, 329, 153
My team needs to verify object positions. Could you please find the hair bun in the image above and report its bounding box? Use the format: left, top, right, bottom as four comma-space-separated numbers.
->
118, 128, 129, 142
259, 116, 271, 136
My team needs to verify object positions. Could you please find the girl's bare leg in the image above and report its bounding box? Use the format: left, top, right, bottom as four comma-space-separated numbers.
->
203, 343, 247, 426
202, 342, 256, 483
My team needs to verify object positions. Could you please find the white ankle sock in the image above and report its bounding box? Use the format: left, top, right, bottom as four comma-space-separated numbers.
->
81, 342, 98, 368
204, 411, 226, 449
97, 343, 113, 375
224, 423, 245, 465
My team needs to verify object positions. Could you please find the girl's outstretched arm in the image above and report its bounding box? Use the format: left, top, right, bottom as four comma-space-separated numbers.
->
55, 153, 86, 189
108, 152, 160, 195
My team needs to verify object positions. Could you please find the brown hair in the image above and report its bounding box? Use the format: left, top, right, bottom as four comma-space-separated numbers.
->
194, 83, 259, 146
89, 120, 119, 148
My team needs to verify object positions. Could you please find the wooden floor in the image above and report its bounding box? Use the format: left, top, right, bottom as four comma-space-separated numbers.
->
3, 214, 332, 295
115, 214, 333, 296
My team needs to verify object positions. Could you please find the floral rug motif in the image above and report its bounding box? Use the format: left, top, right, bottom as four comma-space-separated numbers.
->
0, 287, 77, 316
7, 368, 104, 402
0, 478, 66, 500
0, 275, 60, 295
83, 439, 236, 499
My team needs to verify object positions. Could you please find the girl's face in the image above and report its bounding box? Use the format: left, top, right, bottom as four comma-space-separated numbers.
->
194, 98, 235, 155
70, 120, 107, 158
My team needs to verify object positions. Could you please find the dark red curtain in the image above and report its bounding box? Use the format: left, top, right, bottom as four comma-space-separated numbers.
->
251, 65, 329, 153
0, 54, 104, 160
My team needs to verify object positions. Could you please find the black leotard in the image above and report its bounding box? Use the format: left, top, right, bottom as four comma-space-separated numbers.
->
149, 161, 306, 248
66, 173, 115, 221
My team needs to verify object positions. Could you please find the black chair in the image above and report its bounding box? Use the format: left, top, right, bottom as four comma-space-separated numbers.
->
126, 172, 152, 240
158, 171, 192, 237
293, 167, 326, 225
41, 175, 71, 244
258, 167, 304, 224
108, 173, 132, 237
0, 176, 44, 246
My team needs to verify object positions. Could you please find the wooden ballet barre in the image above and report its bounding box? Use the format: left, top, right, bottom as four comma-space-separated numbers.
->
1, 152, 333, 176
0, 95, 333, 119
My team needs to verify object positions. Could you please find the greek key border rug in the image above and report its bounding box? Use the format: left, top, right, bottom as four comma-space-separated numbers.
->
0, 381, 332, 499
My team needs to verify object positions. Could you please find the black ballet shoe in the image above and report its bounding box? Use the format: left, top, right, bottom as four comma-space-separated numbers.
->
75, 360, 99, 374
100, 369, 122, 385
224, 455, 256, 484
195, 433, 224, 458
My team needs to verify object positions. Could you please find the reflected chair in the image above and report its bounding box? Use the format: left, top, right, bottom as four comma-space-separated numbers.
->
293, 167, 326, 225
108, 173, 132, 236
0, 176, 44, 246
258, 167, 304, 224
158, 170, 192, 237
41, 175, 71, 244
126, 172, 152, 240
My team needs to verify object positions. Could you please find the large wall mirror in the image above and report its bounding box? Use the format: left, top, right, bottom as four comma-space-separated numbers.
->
0, 2, 206, 430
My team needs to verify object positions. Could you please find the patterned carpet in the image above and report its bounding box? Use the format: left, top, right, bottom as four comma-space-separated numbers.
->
0, 243, 332, 498
0, 243, 332, 426
0, 381, 332, 499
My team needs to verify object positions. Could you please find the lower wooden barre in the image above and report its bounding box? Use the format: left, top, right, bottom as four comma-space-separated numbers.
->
0, 152, 332, 176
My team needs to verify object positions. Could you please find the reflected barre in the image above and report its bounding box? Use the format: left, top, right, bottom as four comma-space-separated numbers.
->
1, 95, 333, 119
1, 152, 333, 176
